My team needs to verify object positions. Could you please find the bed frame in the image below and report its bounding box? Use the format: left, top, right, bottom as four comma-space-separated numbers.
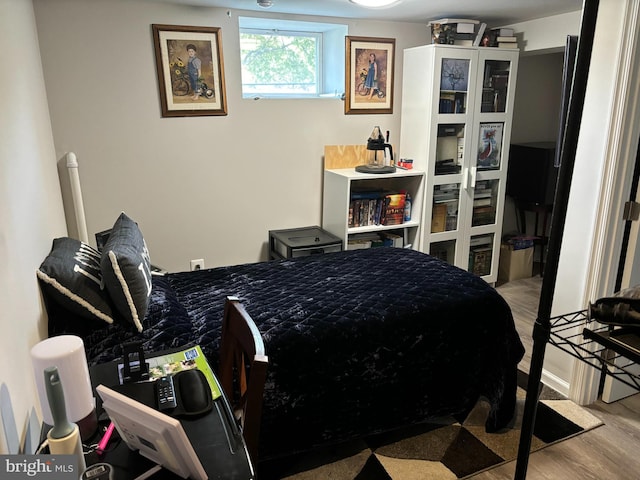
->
43, 246, 524, 461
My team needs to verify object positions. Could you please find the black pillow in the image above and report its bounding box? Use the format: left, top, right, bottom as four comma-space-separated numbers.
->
37, 237, 115, 325
101, 213, 152, 332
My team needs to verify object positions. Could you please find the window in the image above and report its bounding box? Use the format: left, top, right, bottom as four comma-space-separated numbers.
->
239, 17, 346, 98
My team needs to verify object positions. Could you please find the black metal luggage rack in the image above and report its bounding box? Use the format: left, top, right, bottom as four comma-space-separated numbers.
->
549, 309, 640, 392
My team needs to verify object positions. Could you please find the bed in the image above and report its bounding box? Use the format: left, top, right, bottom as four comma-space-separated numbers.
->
39, 227, 524, 461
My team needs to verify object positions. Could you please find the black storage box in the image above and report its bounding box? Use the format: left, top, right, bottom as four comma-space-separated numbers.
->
269, 226, 342, 260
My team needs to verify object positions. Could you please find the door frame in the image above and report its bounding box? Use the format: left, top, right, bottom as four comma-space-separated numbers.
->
569, 0, 640, 404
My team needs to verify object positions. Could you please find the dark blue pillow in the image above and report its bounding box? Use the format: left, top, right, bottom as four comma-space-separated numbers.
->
101, 213, 152, 332
37, 237, 115, 325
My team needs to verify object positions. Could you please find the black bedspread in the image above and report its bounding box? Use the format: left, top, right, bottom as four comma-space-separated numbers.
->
48, 248, 524, 460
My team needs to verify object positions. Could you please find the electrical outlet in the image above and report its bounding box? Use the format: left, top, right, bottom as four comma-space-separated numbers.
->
190, 259, 205, 271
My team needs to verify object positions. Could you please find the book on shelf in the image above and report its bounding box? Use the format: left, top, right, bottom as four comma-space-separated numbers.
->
439, 91, 466, 113
348, 232, 379, 250
351, 189, 384, 200
349, 191, 389, 227
498, 42, 519, 49
438, 125, 460, 136
474, 190, 493, 198
348, 231, 402, 250
347, 239, 372, 250
439, 92, 455, 113
454, 38, 473, 47
470, 235, 493, 247
474, 181, 492, 192
428, 18, 480, 26
430, 243, 454, 263
382, 193, 406, 226
433, 196, 459, 206
452, 32, 475, 41
472, 206, 495, 226
486, 28, 517, 47
491, 27, 514, 37
455, 23, 476, 34
380, 232, 404, 248
470, 246, 492, 276
473, 23, 487, 46
440, 89, 468, 112
368, 198, 377, 225
473, 197, 492, 207
431, 203, 447, 233
435, 158, 459, 175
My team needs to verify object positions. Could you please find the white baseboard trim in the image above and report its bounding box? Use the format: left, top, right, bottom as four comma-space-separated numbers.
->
541, 368, 570, 398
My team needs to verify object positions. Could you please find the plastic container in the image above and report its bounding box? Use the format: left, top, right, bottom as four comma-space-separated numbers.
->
404, 193, 412, 221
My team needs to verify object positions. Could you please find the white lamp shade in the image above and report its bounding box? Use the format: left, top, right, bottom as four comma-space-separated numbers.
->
31, 335, 94, 426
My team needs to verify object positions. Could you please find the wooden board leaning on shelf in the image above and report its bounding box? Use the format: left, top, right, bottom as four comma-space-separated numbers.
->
324, 144, 396, 170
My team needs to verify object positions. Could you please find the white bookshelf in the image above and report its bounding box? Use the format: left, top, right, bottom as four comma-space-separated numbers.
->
322, 168, 425, 250
399, 44, 519, 282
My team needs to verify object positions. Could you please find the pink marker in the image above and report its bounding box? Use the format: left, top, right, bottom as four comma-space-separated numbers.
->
96, 422, 115, 455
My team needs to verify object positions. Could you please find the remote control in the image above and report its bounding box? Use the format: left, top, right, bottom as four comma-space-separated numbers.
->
156, 375, 177, 411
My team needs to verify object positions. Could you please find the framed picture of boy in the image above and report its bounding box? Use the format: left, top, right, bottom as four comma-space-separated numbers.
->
345, 36, 395, 115
152, 24, 227, 117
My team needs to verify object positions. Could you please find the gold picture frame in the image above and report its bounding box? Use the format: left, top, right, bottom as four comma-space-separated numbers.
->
345, 36, 395, 115
152, 24, 227, 117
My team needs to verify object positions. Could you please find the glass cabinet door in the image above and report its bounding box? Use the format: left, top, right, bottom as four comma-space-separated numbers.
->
471, 179, 499, 226
439, 58, 470, 113
480, 59, 513, 113
432, 183, 461, 233
468, 233, 495, 276
430, 239, 457, 266
435, 124, 465, 175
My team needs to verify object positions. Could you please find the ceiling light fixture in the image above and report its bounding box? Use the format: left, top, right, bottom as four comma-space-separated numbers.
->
257, 0, 273, 8
349, 0, 400, 8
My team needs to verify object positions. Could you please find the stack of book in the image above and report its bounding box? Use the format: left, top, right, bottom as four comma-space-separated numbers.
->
348, 190, 383, 228
348, 191, 407, 228
432, 184, 459, 232
430, 242, 455, 263
468, 235, 493, 276
489, 27, 518, 48
347, 231, 404, 250
472, 180, 495, 226
428, 18, 486, 46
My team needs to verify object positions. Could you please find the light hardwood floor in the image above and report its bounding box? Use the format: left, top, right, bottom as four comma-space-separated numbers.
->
474, 275, 640, 479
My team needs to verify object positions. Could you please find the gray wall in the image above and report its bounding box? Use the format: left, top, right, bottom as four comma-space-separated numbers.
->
0, 0, 67, 452
33, 0, 430, 273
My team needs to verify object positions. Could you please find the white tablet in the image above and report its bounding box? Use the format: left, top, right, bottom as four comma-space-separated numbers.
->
96, 384, 207, 480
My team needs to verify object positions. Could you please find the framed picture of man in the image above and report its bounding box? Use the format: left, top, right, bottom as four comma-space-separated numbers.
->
345, 36, 395, 115
152, 24, 227, 117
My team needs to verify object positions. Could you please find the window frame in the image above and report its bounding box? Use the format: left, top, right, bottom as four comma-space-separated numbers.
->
239, 27, 323, 98
238, 17, 347, 100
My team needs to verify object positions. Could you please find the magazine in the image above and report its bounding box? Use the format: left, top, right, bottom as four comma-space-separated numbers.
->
477, 122, 504, 169
117, 345, 222, 400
